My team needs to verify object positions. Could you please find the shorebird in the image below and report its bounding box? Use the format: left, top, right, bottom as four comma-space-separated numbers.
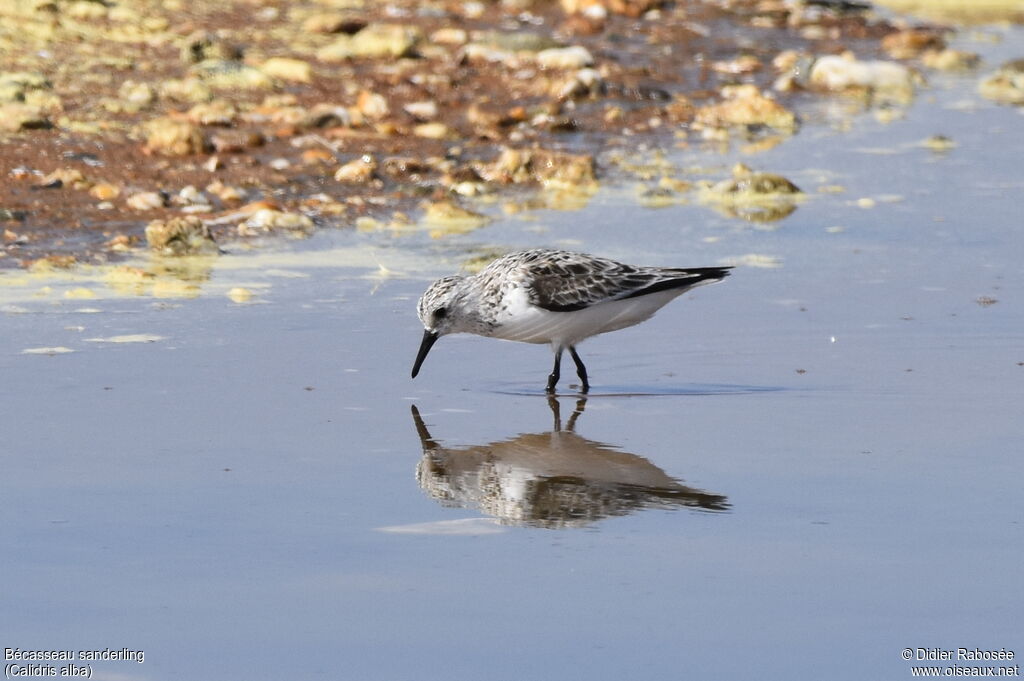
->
411, 249, 732, 393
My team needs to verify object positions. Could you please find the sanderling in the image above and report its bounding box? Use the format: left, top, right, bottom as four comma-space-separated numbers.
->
411, 249, 732, 393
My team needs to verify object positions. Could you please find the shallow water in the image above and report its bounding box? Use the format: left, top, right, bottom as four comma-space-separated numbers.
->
3, 24, 1023, 681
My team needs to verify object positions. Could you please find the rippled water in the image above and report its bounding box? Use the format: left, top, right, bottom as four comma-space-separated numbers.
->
3, 22, 1022, 681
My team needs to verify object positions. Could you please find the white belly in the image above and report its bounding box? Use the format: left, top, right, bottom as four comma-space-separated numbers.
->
489, 288, 687, 347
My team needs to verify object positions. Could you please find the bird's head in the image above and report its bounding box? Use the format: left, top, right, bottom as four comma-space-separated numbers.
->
412, 275, 465, 378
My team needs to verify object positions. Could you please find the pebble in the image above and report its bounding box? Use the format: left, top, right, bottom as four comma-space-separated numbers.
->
126, 191, 167, 211
144, 117, 207, 156
145, 216, 218, 255
261, 57, 313, 83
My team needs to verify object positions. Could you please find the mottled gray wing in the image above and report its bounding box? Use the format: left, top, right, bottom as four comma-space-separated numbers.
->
520, 251, 732, 312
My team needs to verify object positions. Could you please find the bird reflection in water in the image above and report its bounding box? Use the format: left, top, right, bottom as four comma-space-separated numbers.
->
411, 398, 729, 529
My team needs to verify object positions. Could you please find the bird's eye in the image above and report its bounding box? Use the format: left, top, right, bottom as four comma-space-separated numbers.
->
434, 307, 447, 320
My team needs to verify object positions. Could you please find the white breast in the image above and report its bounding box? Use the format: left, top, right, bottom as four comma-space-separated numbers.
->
489, 287, 688, 347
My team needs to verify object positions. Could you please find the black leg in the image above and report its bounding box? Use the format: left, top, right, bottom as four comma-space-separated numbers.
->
547, 395, 562, 430
568, 346, 589, 393
546, 348, 563, 393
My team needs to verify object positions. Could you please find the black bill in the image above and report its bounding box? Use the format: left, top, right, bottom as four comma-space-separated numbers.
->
411, 330, 439, 378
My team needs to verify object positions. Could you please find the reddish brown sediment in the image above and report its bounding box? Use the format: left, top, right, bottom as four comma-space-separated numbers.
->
0, 0, 910, 267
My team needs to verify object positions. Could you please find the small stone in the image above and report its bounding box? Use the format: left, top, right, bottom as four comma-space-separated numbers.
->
535, 45, 594, 70
430, 28, 467, 45
0, 104, 51, 131
711, 55, 763, 75
41, 168, 91, 190
261, 57, 313, 83
979, 59, 1024, 105
301, 148, 336, 164
334, 155, 378, 183
922, 135, 956, 152
302, 12, 366, 34
477, 147, 596, 187
181, 31, 242, 64
211, 130, 265, 153
205, 181, 246, 202
240, 209, 314, 234
403, 100, 438, 121
117, 81, 156, 109
172, 185, 210, 207
145, 216, 218, 255
191, 60, 274, 91
921, 49, 980, 72
227, 287, 254, 303
422, 200, 490, 237
413, 122, 451, 139
882, 29, 945, 60
356, 90, 389, 119
89, 183, 121, 201
187, 99, 237, 126
144, 117, 207, 156
694, 85, 796, 132
159, 78, 214, 104
126, 191, 167, 211
317, 23, 422, 61
807, 54, 919, 94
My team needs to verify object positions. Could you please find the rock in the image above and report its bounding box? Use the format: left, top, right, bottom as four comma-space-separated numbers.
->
403, 100, 438, 120
478, 147, 596, 187
89, 183, 121, 200
536, 45, 594, 69
430, 28, 468, 45
882, 28, 945, 59
413, 122, 452, 139
239, 209, 314, 234
227, 287, 254, 303
922, 135, 956, 152
662, 94, 696, 123
181, 31, 242, 64
126, 191, 167, 210
171, 185, 211, 208
552, 67, 602, 100
694, 85, 796, 132
978, 59, 1024, 105
300, 103, 353, 128
421, 200, 490, 237
334, 155, 378, 183
711, 55, 763, 75
698, 164, 804, 223
921, 49, 980, 72
159, 77, 214, 104
356, 90, 389, 118
260, 57, 313, 83
0, 103, 51, 131
302, 12, 366, 34
144, 117, 207, 156
186, 99, 238, 126
473, 30, 561, 54
561, 0, 656, 17
210, 130, 265, 153
316, 23, 422, 61
191, 60, 274, 91
807, 54, 920, 94
205, 181, 246, 202
41, 168, 91, 190
0, 71, 51, 102
710, 164, 802, 195
145, 216, 218, 255
301, 148, 336, 165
